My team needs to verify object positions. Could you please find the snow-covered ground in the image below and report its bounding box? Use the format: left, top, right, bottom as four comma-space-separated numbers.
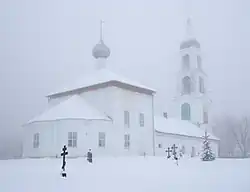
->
0, 157, 249, 192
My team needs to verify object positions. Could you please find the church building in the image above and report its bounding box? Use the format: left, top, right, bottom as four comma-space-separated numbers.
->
22, 19, 219, 158
154, 18, 219, 156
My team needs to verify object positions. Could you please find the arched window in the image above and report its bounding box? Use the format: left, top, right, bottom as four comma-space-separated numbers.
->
182, 76, 191, 94
199, 77, 205, 93
181, 103, 191, 120
197, 56, 202, 69
182, 54, 190, 70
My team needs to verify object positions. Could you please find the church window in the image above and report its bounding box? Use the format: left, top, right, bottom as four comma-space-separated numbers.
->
124, 134, 130, 149
98, 132, 106, 147
191, 147, 196, 157
199, 76, 205, 93
181, 103, 191, 120
33, 133, 39, 148
181, 145, 186, 154
139, 113, 144, 127
68, 132, 77, 148
182, 76, 191, 94
158, 143, 162, 148
124, 111, 130, 128
182, 54, 190, 70
197, 56, 202, 69
203, 109, 208, 124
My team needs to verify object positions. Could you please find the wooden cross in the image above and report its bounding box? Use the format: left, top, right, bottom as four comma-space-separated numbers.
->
165, 147, 172, 159
61, 145, 68, 171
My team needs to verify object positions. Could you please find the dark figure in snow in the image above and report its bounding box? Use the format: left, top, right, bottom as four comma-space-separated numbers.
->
87, 149, 93, 163
60, 145, 68, 177
179, 152, 183, 158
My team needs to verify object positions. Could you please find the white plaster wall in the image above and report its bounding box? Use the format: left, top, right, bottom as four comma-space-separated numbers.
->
80, 86, 117, 118
23, 85, 155, 157
22, 122, 56, 158
180, 47, 201, 70
113, 88, 154, 156
22, 119, 120, 157
155, 132, 219, 157
174, 46, 210, 124
78, 86, 154, 156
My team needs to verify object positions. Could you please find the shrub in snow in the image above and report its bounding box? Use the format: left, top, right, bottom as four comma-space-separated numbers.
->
201, 131, 215, 161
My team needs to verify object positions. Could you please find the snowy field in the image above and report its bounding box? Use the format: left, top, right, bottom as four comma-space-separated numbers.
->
0, 157, 249, 192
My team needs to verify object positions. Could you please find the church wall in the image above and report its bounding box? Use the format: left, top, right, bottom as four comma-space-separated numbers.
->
79, 86, 117, 119
22, 122, 56, 158
24, 85, 155, 157
76, 86, 155, 156
173, 96, 203, 124
155, 132, 219, 157
112, 87, 154, 156
54, 119, 117, 157
22, 119, 124, 157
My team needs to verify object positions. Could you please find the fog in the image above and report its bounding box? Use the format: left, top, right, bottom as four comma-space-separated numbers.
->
0, 0, 250, 156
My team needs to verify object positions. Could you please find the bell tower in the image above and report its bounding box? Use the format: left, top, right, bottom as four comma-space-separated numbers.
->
174, 18, 211, 127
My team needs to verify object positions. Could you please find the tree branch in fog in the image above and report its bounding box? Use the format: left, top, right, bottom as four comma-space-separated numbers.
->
230, 117, 250, 158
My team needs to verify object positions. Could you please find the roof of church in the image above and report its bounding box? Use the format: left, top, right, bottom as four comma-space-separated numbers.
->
154, 116, 219, 140
26, 95, 111, 124
47, 68, 156, 97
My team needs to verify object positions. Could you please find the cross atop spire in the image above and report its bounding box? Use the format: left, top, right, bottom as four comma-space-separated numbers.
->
186, 17, 194, 40
92, 20, 110, 59
100, 20, 104, 42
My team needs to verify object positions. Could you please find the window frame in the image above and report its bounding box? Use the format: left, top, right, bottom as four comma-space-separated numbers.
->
33, 133, 39, 148
98, 132, 106, 148
68, 132, 77, 148
124, 134, 130, 149
199, 76, 205, 93
197, 55, 202, 69
124, 110, 130, 128
182, 54, 190, 70
203, 110, 208, 124
182, 76, 192, 95
139, 113, 145, 127
181, 103, 191, 121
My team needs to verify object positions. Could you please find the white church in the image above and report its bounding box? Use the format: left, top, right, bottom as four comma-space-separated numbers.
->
22, 19, 219, 158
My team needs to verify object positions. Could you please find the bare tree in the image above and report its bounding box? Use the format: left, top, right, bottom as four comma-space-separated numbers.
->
212, 116, 237, 157
231, 117, 250, 158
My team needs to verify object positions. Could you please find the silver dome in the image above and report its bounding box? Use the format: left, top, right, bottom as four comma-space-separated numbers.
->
180, 38, 200, 50
92, 40, 111, 59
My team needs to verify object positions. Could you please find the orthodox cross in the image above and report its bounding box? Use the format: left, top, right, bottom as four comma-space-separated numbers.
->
165, 147, 172, 159
100, 20, 104, 41
171, 144, 178, 159
61, 145, 68, 171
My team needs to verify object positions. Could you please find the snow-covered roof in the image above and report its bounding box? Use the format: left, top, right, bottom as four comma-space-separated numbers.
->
154, 116, 219, 140
26, 95, 111, 124
47, 68, 155, 97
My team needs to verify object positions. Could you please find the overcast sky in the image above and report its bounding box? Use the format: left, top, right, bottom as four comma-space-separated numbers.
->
0, 0, 250, 140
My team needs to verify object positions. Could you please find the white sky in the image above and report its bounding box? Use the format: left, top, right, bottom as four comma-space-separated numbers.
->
0, 0, 250, 139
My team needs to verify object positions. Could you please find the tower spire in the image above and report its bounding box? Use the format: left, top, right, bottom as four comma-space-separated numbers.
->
100, 20, 104, 42
186, 17, 194, 40
184, 0, 194, 40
